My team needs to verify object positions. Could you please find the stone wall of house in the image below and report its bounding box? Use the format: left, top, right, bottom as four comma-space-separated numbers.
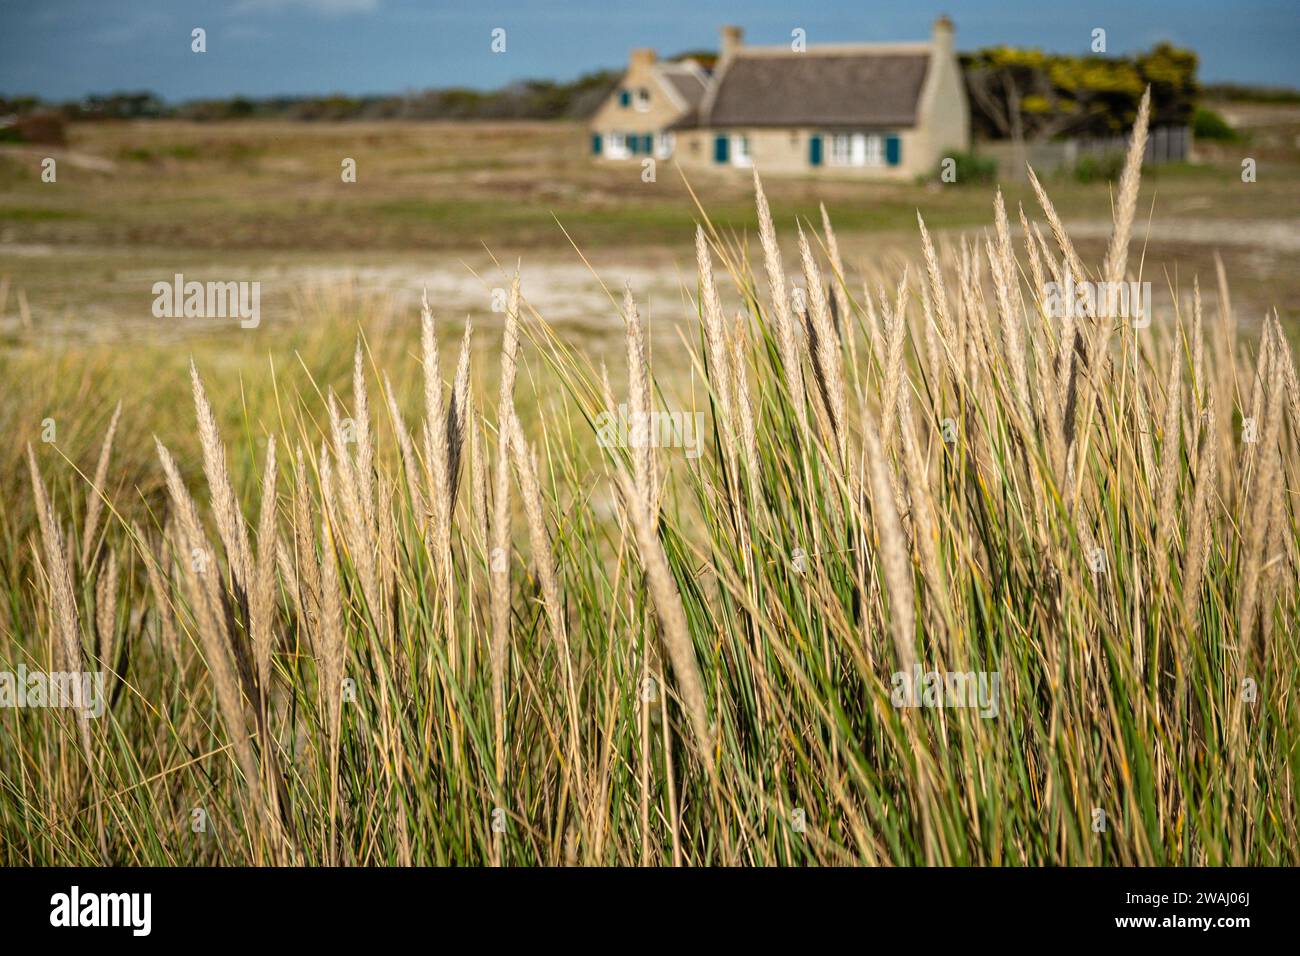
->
674, 127, 927, 179
910, 17, 971, 177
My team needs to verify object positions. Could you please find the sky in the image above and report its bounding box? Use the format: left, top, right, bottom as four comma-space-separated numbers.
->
1, 0, 1297, 101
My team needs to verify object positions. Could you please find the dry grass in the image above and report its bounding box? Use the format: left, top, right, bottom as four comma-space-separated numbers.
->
2, 103, 1298, 865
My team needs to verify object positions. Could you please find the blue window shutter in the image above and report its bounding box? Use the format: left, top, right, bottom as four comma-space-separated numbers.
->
643, 134, 654, 154
714, 135, 729, 164
885, 134, 901, 166
629, 134, 638, 155
809, 134, 823, 167
591, 133, 602, 156
619, 89, 630, 107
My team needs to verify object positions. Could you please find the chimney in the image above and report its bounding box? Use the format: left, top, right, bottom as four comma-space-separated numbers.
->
629, 48, 657, 71
932, 14, 954, 54
720, 25, 743, 61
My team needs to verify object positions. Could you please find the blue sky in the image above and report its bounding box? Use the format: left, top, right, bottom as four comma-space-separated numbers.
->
2, 0, 1297, 101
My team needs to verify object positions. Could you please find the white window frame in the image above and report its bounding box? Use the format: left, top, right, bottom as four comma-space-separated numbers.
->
830, 132, 885, 167
655, 131, 675, 159
863, 133, 884, 167
634, 88, 651, 112
606, 131, 629, 160
830, 133, 853, 166
730, 134, 752, 168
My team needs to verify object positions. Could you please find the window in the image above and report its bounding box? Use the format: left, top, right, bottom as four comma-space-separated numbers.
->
607, 131, 629, 159
864, 134, 884, 166
830, 133, 852, 166
655, 131, 675, 159
634, 88, 650, 112
829, 133, 884, 167
730, 134, 752, 167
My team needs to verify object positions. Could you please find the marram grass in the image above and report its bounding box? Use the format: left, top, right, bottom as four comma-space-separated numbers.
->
3, 99, 1298, 865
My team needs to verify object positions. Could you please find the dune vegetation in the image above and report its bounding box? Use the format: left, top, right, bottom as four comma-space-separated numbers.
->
2, 94, 1297, 865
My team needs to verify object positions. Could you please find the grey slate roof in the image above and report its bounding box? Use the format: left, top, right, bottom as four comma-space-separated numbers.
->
695, 50, 931, 129
657, 65, 710, 110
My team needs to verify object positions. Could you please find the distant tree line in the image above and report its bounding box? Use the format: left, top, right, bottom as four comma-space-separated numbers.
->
1200, 82, 1300, 104
1, 43, 1291, 136
0, 71, 621, 123
960, 43, 1200, 143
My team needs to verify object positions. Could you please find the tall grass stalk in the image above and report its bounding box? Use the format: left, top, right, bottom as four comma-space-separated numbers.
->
3, 105, 1297, 865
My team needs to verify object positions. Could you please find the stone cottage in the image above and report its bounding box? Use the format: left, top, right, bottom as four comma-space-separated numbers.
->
591, 17, 969, 179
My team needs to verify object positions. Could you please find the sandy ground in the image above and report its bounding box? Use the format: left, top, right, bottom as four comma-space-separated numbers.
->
4, 211, 1294, 348
0, 242, 692, 344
